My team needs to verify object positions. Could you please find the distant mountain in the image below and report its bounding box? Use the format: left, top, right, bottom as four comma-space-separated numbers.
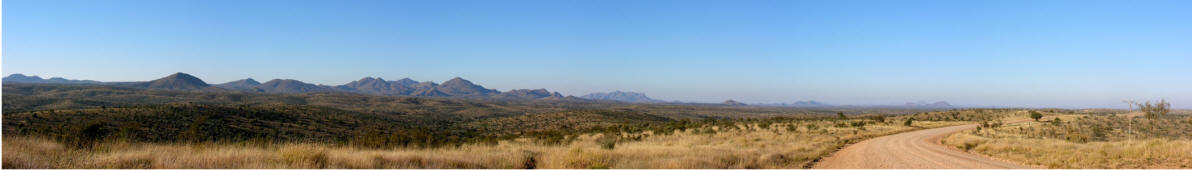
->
339, 77, 416, 95
580, 91, 664, 103
144, 73, 211, 90
3, 74, 103, 84
389, 78, 419, 87
722, 100, 747, 106
500, 89, 564, 99
216, 78, 261, 90
792, 100, 831, 107
256, 79, 330, 93
402, 81, 444, 96
904, 101, 953, 108
433, 77, 500, 96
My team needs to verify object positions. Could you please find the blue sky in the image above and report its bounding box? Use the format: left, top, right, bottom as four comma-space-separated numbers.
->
4, 0, 1191, 108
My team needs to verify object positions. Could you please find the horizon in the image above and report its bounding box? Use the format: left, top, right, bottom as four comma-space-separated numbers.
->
5, 0, 1191, 108
4, 71, 1185, 109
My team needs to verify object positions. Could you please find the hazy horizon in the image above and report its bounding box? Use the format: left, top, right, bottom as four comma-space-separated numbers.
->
5, 0, 1191, 108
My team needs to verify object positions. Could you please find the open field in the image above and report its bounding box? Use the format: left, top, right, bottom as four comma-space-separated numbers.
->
943, 112, 1192, 168
4, 117, 966, 168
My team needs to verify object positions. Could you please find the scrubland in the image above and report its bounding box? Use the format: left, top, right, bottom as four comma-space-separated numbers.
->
5, 119, 965, 168
7, 84, 1036, 168
943, 112, 1192, 168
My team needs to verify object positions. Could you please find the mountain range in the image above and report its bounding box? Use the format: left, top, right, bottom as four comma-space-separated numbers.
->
3, 73, 950, 106
3, 72, 567, 100
3, 74, 104, 84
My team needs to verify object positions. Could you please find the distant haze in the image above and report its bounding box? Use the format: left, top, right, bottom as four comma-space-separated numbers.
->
4, 0, 1190, 108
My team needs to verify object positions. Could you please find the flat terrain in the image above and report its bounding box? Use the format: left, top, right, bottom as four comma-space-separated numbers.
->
814, 123, 1026, 169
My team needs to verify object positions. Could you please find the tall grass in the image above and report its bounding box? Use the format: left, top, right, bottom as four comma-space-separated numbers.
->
5, 120, 965, 168
943, 114, 1192, 168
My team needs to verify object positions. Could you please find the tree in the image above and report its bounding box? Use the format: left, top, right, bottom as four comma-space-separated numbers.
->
1030, 112, 1043, 121
837, 112, 847, 120
1135, 99, 1171, 119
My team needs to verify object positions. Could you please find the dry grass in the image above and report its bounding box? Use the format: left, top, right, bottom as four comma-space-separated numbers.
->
5, 120, 965, 168
943, 114, 1192, 168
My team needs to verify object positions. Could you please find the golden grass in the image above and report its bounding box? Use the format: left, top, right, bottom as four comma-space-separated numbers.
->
4, 120, 965, 168
943, 116, 1192, 168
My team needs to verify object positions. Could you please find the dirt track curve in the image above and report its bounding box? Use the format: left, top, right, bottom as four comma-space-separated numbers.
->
813, 123, 1029, 169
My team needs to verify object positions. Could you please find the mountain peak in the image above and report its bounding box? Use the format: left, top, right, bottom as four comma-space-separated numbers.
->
242, 78, 260, 84
345, 77, 389, 88
146, 72, 210, 90
391, 78, 418, 86
442, 77, 469, 85
257, 79, 330, 93
7, 73, 31, 78
434, 77, 498, 96
722, 100, 747, 106
4, 74, 42, 81
358, 77, 384, 82
215, 78, 261, 90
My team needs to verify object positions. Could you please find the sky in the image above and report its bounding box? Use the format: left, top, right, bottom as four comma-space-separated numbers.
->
3, 0, 1191, 108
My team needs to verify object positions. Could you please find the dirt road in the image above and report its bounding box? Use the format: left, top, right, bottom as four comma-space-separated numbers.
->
812, 123, 1028, 169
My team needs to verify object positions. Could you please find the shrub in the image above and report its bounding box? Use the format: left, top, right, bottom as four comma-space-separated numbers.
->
597, 133, 617, 150
1135, 99, 1171, 119
903, 118, 913, 126
850, 121, 865, 128
63, 121, 109, 148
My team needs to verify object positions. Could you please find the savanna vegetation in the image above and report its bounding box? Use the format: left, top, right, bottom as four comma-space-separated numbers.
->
4, 117, 968, 168
943, 101, 1192, 168
0, 83, 1029, 168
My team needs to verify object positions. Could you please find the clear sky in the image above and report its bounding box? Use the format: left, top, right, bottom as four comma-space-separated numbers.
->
4, 0, 1190, 108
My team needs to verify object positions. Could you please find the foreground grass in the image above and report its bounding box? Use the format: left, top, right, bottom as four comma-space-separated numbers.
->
5, 120, 965, 168
943, 113, 1192, 168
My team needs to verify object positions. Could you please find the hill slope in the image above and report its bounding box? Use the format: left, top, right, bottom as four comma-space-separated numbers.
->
256, 79, 331, 93
215, 78, 261, 90
144, 73, 211, 90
